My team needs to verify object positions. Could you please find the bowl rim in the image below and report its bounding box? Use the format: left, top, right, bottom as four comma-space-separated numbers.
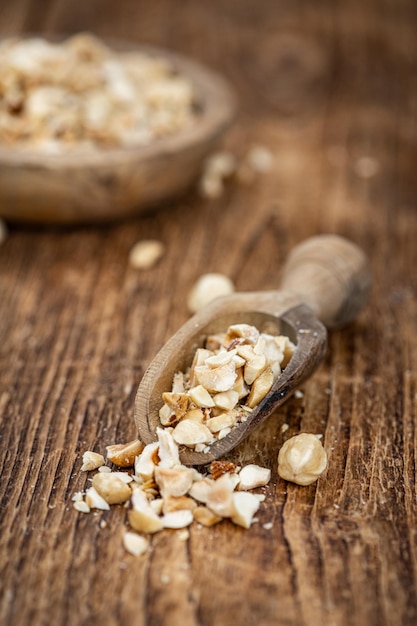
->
0, 36, 237, 168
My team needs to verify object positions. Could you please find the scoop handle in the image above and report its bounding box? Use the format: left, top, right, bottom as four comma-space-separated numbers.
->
279, 234, 371, 328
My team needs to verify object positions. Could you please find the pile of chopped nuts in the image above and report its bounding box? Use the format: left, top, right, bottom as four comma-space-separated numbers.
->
73, 428, 272, 555
158, 323, 295, 451
0, 33, 196, 153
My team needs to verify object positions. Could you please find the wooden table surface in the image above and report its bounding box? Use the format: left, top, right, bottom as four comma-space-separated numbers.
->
0, 1, 416, 625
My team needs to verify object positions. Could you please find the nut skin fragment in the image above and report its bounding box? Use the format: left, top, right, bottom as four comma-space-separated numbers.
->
106, 439, 144, 468
278, 433, 327, 486
92, 473, 132, 505
209, 461, 237, 480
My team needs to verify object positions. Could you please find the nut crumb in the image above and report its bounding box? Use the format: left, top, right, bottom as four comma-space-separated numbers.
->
177, 529, 190, 541
262, 522, 273, 530
187, 273, 235, 313
354, 156, 380, 179
73, 500, 90, 514
129, 240, 165, 270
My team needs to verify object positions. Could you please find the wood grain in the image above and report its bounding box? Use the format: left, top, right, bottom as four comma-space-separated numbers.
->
0, 1, 416, 625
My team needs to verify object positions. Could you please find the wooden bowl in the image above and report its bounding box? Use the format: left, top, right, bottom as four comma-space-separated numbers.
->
0, 43, 236, 224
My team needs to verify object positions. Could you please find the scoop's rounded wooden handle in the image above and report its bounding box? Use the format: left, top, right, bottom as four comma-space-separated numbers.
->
280, 234, 371, 328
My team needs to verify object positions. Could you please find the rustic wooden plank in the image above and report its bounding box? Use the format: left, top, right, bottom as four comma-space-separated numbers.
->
0, 1, 416, 625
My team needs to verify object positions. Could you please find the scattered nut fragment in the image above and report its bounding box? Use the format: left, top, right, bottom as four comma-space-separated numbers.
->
162, 495, 197, 514
188, 478, 215, 503
205, 473, 236, 518
354, 156, 380, 179
193, 506, 222, 527
92, 472, 132, 504
106, 439, 144, 467
81, 450, 105, 472
231, 491, 260, 529
246, 145, 274, 173
73, 500, 90, 514
199, 146, 273, 198
199, 151, 237, 198
187, 273, 235, 314
123, 532, 149, 557
237, 464, 271, 490
85, 486, 110, 511
129, 240, 165, 270
134, 441, 160, 481
154, 466, 195, 498
278, 433, 327, 486
128, 489, 164, 534
162, 509, 194, 529
156, 427, 181, 469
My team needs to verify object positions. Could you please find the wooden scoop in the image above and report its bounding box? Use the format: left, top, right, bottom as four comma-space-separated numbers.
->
135, 235, 371, 465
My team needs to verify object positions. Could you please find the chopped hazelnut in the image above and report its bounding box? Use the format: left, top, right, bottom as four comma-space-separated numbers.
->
80, 450, 105, 472
237, 464, 271, 490
106, 439, 144, 467
92, 473, 132, 505
123, 532, 149, 556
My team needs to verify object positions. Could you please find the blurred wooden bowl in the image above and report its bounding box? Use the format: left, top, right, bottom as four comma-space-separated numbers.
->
0, 43, 236, 224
